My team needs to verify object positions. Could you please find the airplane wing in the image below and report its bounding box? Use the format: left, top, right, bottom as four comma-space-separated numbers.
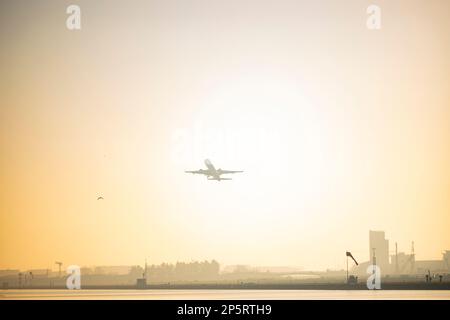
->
185, 170, 209, 175
217, 170, 244, 174
208, 177, 232, 181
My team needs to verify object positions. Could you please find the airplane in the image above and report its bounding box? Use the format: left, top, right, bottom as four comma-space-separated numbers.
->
185, 159, 243, 181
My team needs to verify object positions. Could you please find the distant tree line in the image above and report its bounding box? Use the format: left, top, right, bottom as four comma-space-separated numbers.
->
131, 260, 220, 282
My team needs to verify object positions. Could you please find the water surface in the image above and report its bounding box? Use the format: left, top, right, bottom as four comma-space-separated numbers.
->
1, 289, 450, 300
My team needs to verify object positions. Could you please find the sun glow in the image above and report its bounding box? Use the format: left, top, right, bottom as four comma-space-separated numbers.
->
1, 0, 449, 270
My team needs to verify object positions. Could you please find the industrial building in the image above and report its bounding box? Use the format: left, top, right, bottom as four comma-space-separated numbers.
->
354, 231, 450, 277
369, 231, 390, 272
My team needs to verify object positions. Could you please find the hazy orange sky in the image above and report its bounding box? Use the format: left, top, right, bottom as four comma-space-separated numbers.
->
1, 0, 449, 271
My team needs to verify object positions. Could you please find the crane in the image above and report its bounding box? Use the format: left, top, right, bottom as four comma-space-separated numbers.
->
55, 261, 63, 277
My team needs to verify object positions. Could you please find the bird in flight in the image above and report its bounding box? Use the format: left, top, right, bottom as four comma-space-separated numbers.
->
185, 159, 243, 181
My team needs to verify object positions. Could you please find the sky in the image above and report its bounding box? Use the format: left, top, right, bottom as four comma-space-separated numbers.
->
0, 0, 449, 271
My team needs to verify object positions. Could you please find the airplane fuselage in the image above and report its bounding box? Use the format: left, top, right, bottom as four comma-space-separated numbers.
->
204, 159, 220, 180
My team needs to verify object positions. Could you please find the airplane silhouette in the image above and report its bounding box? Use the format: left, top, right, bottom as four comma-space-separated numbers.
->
185, 159, 243, 181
